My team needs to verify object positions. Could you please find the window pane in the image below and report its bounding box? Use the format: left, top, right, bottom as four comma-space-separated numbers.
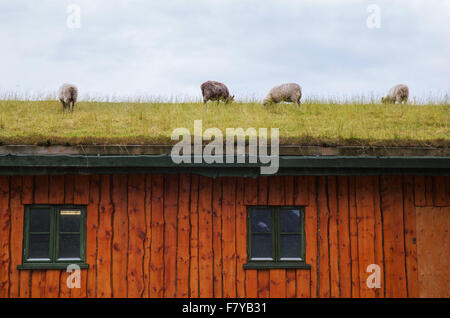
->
280, 209, 300, 233
280, 234, 301, 259
28, 234, 50, 259
251, 234, 272, 259
251, 208, 271, 232
29, 208, 51, 232
60, 210, 81, 232
59, 234, 80, 259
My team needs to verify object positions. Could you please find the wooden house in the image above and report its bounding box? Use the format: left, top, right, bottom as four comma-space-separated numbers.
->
0, 145, 448, 298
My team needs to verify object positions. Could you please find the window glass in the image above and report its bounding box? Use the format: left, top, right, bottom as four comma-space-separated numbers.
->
59, 234, 81, 259
280, 208, 300, 233
251, 234, 272, 259
29, 208, 51, 232
280, 234, 301, 259
28, 234, 50, 259
60, 209, 81, 232
251, 208, 271, 232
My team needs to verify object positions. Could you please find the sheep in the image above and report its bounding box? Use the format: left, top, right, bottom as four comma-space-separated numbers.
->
263, 83, 302, 106
58, 83, 78, 111
200, 81, 234, 103
381, 84, 409, 104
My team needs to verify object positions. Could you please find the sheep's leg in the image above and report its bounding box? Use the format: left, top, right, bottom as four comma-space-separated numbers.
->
71, 101, 75, 112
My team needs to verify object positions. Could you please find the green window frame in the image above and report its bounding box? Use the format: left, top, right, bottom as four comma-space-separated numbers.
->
244, 206, 311, 269
18, 205, 88, 270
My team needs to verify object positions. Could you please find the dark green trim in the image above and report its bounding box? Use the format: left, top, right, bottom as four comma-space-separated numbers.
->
20, 205, 87, 270
243, 262, 311, 269
245, 206, 309, 269
17, 263, 89, 270
0, 154, 449, 176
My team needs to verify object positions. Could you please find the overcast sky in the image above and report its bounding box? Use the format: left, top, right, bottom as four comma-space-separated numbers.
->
0, 0, 449, 101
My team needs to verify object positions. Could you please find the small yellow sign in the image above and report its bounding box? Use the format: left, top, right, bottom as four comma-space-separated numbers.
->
60, 210, 81, 215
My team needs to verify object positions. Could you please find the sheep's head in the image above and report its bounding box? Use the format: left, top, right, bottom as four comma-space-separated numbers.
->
381, 97, 388, 104
225, 95, 235, 103
262, 98, 271, 106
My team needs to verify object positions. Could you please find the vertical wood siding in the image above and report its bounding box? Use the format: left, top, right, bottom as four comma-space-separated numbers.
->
0, 175, 448, 298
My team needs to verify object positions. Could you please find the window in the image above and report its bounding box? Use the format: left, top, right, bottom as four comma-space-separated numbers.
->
18, 205, 88, 270
244, 206, 310, 269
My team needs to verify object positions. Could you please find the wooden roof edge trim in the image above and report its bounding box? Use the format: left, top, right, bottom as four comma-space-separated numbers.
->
0, 144, 448, 157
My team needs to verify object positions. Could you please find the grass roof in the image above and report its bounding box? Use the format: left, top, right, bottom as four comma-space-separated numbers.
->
0, 100, 448, 147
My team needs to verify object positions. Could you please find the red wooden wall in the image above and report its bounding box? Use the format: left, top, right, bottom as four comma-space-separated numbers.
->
0, 174, 448, 298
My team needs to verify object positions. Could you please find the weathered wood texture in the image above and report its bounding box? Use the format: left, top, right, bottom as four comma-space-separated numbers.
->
0, 175, 448, 298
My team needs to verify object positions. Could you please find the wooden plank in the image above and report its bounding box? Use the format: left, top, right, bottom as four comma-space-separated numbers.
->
372, 176, 385, 298
177, 174, 190, 297
189, 175, 199, 298
256, 177, 269, 298
86, 175, 100, 298
163, 174, 178, 298
403, 176, 419, 298
355, 176, 376, 298
19, 176, 33, 298
349, 176, 360, 298
127, 174, 146, 298
413, 176, 426, 207
111, 174, 128, 298
317, 176, 330, 298
416, 207, 450, 298
44, 176, 63, 298
268, 176, 286, 298
380, 176, 407, 298
198, 176, 213, 298
327, 176, 340, 298
424, 176, 433, 206
64, 175, 74, 204
244, 177, 258, 298
96, 175, 113, 298
222, 176, 237, 298
74, 175, 90, 205
304, 176, 317, 298
143, 175, 151, 298
295, 176, 310, 298
149, 174, 164, 298
284, 176, 296, 298
59, 175, 74, 298
32, 176, 48, 298
0, 176, 10, 298
236, 178, 247, 298
336, 176, 351, 298
71, 175, 89, 298
9, 177, 23, 298
447, 177, 450, 206
432, 176, 447, 207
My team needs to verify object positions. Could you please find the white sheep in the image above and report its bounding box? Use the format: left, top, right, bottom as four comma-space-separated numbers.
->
381, 84, 409, 104
263, 83, 302, 106
58, 83, 78, 111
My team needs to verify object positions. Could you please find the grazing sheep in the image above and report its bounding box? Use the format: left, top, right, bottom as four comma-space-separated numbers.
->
263, 83, 302, 106
58, 83, 78, 111
381, 84, 409, 104
200, 81, 234, 103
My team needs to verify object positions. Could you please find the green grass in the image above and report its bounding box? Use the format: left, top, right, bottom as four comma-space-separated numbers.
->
0, 100, 448, 147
